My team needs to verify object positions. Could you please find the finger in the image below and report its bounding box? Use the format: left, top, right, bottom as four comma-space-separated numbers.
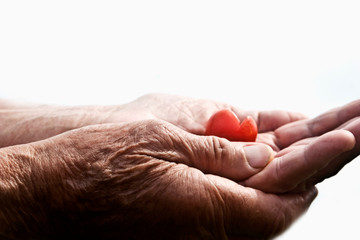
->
231, 108, 307, 133
296, 118, 360, 190
192, 138, 275, 181
337, 116, 360, 158
262, 119, 360, 192
256, 110, 307, 133
176, 132, 275, 181
242, 130, 356, 193
139, 120, 275, 181
275, 99, 360, 148
206, 174, 318, 239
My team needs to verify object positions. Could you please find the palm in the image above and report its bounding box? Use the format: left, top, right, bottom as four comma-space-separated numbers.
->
244, 101, 360, 193
123, 94, 360, 193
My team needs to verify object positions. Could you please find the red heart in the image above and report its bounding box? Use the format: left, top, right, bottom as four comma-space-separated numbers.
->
205, 109, 258, 142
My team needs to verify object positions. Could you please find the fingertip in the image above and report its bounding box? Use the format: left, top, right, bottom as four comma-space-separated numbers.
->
244, 144, 274, 169
303, 186, 318, 203
329, 129, 356, 151
267, 145, 275, 163
342, 130, 356, 151
210, 141, 275, 181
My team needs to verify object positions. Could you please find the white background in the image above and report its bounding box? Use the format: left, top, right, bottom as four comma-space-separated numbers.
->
1, 1, 359, 239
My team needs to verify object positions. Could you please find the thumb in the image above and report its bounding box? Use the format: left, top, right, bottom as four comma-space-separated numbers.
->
131, 120, 274, 181
176, 131, 274, 181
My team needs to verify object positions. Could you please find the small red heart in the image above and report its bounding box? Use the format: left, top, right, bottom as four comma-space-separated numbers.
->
205, 109, 258, 142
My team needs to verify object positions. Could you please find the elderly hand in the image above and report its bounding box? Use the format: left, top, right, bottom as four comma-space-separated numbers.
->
1, 94, 359, 194
110, 94, 360, 193
243, 100, 360, 193
1, 94, 359, 239
0, 120, 316, 240
0, 93, 304, 147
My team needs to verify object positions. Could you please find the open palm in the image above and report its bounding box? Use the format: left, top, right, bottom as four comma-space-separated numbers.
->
118, 94, 360, 193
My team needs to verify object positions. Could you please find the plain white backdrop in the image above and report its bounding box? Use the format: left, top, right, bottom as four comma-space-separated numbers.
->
1, 1, 359, 239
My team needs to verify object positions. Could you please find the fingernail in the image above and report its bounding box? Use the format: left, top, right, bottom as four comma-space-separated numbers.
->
244, 145, 274, 168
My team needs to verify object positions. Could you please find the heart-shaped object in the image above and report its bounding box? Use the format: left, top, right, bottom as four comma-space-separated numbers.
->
205, 109, 258, 142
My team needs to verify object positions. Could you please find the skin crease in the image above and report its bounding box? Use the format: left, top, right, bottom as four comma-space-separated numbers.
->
0, 120, 317, 240
0, 94, 359, 239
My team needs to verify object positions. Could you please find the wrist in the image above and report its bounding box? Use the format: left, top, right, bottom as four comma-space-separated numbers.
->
0, 104, 126, 147
0, 140, 83, 238
0, 144, 49, 238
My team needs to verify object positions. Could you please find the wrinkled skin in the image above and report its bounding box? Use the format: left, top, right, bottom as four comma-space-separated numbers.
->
0, 120, 317, 240
0, 94, 359, 239
115, 94, 360, 193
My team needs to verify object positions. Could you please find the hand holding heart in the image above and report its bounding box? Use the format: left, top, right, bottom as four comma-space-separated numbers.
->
0, 119, 318, 239
110, 94, 360, 193
2, 93, 359, 191
203, 107, 358, 194
1, 94, 360, 239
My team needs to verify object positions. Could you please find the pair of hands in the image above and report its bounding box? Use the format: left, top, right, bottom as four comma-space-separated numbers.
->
0, 94, 359, 239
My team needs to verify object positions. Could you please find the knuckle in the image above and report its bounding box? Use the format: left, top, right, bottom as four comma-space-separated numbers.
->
207, 136, 226, 163
203, 137, 237, 174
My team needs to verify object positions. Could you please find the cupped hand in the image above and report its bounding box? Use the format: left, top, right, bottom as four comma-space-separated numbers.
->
242, 100, 360, 193
113, 94, 360, 193
3, 93, 359, 196
8, 120, 315, 240
0, 93, 305, 148
111, 93, 307, 135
